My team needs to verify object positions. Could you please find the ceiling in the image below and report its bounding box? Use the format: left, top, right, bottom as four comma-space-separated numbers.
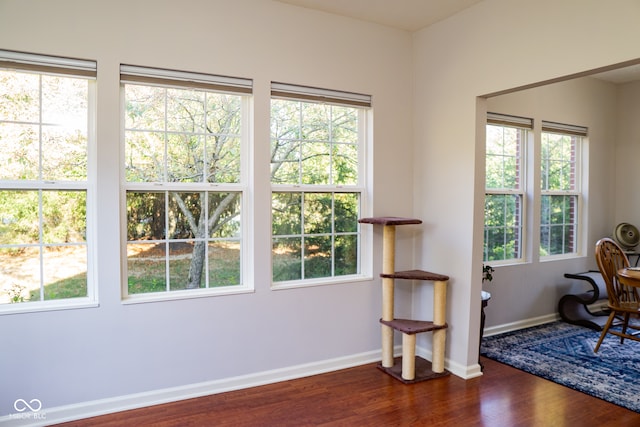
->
275, 0, 484, 32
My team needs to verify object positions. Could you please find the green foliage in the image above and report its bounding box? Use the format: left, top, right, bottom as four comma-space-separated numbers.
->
4, 283, 27, 303
482, 265, 494, 284
269, 99, 361, 282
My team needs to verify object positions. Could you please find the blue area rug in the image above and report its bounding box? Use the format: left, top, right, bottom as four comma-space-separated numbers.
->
481, 321, 640, 413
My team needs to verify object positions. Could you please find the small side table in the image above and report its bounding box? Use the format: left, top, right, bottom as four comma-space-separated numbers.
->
479, 290, 491, 370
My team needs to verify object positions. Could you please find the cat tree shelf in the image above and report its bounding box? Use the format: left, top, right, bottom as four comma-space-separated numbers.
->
359, 216, 450, 383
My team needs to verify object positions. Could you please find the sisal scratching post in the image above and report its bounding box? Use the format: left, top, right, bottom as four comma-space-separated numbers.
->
431, 280, 447, 373
401, 333, 416, 380
381, 224, 396, 368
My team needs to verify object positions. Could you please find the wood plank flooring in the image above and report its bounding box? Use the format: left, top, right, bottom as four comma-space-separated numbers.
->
55, 358, 640, 426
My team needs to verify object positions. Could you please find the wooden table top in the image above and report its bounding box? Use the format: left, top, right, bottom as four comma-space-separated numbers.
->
618, 267, 640, 284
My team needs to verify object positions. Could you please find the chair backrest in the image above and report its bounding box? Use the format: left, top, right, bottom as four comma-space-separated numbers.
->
595, 237, 636, 306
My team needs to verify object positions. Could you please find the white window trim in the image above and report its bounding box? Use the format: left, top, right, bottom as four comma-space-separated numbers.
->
269, 90, 372, 289
539, 128, 585, 261
0, 53, 98, 315
120, 67, 254, 303
484, 119, 529, 265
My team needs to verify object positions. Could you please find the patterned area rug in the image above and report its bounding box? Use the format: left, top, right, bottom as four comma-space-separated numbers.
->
481, 321, 640, 413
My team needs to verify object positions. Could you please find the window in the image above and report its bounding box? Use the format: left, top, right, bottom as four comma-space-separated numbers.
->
270, 83, 370, 286
122, 65, 252, 300
540, 121, 585, 257
484, 113, 587, 263
0, 50, 96, 311
484, 113, 531, 263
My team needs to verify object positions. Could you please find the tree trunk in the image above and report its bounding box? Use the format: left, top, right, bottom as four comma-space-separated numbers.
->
186, 239, 207, 289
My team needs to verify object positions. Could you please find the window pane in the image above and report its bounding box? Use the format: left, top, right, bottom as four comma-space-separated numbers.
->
304, 235, 331, 279
41, 76, 88, 126
540, 195, 576, 255
272, 192, 302, 236
0, 190, 39, 244
168, 192, 202, 239
271, 99, 360, 186
167, 134, 204, 183
209, 241, 241, 287
271, 139, 300, 184
332, 143, 358, 185
126, 190, 242, 294
127, 242, 166, 294
304, 193, 331, 234
272, 237, 302, 281
271, 95, 364, 285
42, 190, 86, 244
335, 234, 358, 276
167, 89, 205, 133
169, 241, 203, 290
332, 106, 358, 143
125, 84, 242, 185
208, 192, 241, 238
301, 103, 329, 141
0, 66, 92, 308
0, 123, 39, 180
127, 192, 166, 241
125, 85, 165, 130
334, 193, 359, 233
541, 133, 576, 191
0, 246, 39, 303
484, 193, 522, 262
485, 124, 522, 190
43, 245, 87, 300
207, 135, 240, 183
125, 131, 165, 182
0, 70, 39, 122
41, 125, 87, 180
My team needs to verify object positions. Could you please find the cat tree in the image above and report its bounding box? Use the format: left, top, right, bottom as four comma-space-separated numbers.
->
359, 216, 450, 383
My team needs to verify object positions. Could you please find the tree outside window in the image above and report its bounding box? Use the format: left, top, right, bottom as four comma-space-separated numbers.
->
540, 130, 580, 256
270, 95, 365, 284
484, 120, 526, 263
123, 72, 248, 296
0, 61, 94, 307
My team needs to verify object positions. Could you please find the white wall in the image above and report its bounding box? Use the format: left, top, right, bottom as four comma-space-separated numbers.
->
0, 0, 416, 417
4, 0, 640, 420
412, 0, 640, 373
615, 80, 640, 224
484, 77, 618, 325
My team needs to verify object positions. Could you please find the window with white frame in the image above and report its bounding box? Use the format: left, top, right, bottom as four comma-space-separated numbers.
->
0, 50, 96, 310
270, 83, 370, 285
540, 121, 585, 257
484, 113, 531, 263
121, 65, 251, 299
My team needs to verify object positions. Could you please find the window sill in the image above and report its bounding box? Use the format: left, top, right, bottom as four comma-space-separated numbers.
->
271, 274, 373, 291
540, 253, 586, 263
0, 298, 99, 316
121, 285, 255, 305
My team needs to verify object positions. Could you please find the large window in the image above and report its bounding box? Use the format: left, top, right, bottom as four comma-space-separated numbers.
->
540, 121, 585, 257
0, 50, 96, 311
484, 113, 530, 263
484, 113, 586, 263
122, 66, 251, 299
270, 83, 370, 286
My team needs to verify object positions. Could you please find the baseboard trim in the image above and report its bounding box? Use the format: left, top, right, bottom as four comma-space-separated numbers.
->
1, 350, 382, 427
483, 313, 559, 337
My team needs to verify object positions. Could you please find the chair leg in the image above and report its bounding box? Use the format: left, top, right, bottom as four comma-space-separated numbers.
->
621, 313, 631, 344
594, 312, 617, 353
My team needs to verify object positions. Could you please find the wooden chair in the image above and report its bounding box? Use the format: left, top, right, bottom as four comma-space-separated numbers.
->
594, 237, 640, 352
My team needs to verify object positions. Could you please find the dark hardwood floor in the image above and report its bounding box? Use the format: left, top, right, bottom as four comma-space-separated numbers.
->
56, 358, 640, 426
